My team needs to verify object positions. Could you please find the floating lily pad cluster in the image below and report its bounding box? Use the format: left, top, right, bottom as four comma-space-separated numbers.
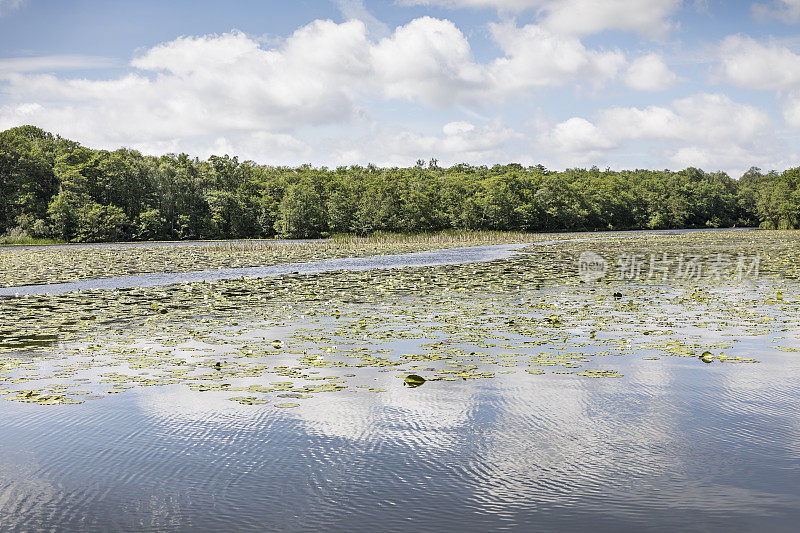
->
1, 230, 793, 407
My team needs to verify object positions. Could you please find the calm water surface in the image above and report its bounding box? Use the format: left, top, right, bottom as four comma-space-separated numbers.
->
1, 346, 798, 532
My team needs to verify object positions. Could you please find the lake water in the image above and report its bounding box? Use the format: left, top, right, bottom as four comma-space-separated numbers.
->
0, 231, 798, 532
1, 345, 797, 532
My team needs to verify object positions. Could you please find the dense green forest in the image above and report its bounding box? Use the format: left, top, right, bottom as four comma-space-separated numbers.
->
1, 125, 798, 242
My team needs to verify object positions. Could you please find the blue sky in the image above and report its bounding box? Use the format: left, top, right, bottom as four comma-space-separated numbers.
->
2, 0, 800, 175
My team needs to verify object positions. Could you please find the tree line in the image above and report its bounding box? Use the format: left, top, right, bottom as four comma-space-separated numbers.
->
0, 125, 797, 242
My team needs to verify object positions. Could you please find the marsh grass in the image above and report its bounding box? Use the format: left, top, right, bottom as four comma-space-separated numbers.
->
207, 230, 547, 252
0, 235, 63, 245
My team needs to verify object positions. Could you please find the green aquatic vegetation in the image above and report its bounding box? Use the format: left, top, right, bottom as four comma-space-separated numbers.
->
229, 396, 268, 405
576, 369, 623, 378
0, 334, 59, 350
190, 383, 232, 392
1, 230, 793, 408
774, 345, 800, 351
4, 389, 84, 405
544, 315, 564, 327
403, 374, 426, 387
275, 403, 300, 408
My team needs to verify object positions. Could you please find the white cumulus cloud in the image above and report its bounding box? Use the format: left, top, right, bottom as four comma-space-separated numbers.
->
781, 92, 800, 127
538, 93, 774, 172
487, 22, 625, 93
0, 16, 628, 155
600, 93, 769, 146
538, 0, 682, 37
717, 34, 800, 128
371, 17, 486, 106
4, 12, 785, 173
718, 34, 800, 90
397, 0, 682, 37
624, 54, 677, 91
370, 18, 624, 106
539, 117, 615, 157
331, 119, 522, 167
0, 22, 373, 145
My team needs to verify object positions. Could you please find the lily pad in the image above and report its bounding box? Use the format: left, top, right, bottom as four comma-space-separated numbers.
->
403, 374, 426, 387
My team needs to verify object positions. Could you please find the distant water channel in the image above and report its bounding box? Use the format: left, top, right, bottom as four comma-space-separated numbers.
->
0, 242, 531, 297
